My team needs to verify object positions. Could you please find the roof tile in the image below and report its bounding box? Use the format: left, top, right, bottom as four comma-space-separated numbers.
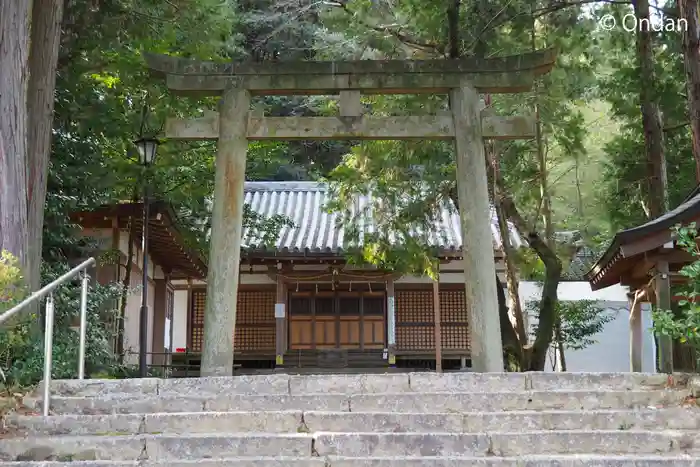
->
242, 181, 522, 253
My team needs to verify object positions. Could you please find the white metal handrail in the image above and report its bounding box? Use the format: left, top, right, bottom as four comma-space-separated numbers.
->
0, 257, 96, 416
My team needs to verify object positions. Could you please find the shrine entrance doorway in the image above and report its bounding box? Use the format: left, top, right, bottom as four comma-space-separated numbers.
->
288, 284, 385, 351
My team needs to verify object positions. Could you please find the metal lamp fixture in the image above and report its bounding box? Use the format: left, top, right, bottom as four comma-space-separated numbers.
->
134, 136, 160, 377
134, 137, 160, 166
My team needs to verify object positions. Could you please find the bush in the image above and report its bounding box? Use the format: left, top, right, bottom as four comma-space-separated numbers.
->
0, 258, 123, 387
0, 251, 25, 311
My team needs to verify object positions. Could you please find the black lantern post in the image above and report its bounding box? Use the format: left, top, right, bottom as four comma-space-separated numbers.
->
134, 137, 159, 378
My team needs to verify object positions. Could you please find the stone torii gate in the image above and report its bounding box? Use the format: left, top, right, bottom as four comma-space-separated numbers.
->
145, 49, 556, 375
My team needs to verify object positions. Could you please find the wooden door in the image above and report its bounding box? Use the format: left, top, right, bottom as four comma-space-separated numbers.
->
314, 293, 337, 349
289, 293, 313, 350
361, 292, 386, 349
338, 293, 361, 349
288, 289, 387, 350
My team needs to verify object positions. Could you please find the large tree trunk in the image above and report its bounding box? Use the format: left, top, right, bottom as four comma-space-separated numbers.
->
487, 135, 527, 367
495, 202, 527, 344
491, 155, 562, 371
446, 0, 460, 58
496, 272, 522, 369
501, 196, 562, 371
0, 2, 31, 270
679, 0, 700, 182
116, 203, 138, 362
26, 0, 66, 292
634, 0, 668, 217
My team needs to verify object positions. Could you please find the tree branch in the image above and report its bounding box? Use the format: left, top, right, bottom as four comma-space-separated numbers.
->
327, 0, 446, 54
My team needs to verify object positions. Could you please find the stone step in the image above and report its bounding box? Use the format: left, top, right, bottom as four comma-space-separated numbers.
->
304, 408, 700, 432
2, 457, 700, 467
7, 408, 700, 436
31, 389, 689, 415
0, 434, 312, 462
1, 431, 698, 461
347, 390, 689, 413
43, 372, 694, 399
312, 431, 700, 457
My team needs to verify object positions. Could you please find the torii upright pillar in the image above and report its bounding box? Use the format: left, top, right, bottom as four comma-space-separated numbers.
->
201, 87, 251, 376
145, 49, 557, 375
451, 84, 503, 372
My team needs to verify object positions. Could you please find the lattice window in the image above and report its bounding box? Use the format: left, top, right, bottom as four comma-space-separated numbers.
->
191, 327, 204, 353
190, 290, 207, 352
189, 289, 276, 353
440, 290, 469, 350
441, 324, 469, 350
236, 291, 275, 325
396, 291, 434, 324
235, 327, 275, 351
236, 290, 275, 351
397, 325, 434, 350
192, 290, 206, 326
395, 289, 470, 352
440, 290, 468, 323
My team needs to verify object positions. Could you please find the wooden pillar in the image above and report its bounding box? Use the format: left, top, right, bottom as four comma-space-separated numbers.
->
186, 279, 193, 351
201, 87, 251, 376
166, 281, 174, 369
655, 260, 674, 373
433, 280, 443, 373
275, 275, 287, 367
450, 84, 504, 373
386, 278, 396, 366
628, 290, 643, 372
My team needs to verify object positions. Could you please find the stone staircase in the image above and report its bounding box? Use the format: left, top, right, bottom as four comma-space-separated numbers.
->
2, 372, 700, 466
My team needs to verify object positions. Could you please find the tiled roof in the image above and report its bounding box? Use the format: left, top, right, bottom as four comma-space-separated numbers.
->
242, 181, 522, 254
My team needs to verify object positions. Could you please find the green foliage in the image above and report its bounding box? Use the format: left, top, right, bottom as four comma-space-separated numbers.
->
652, 224, 700, 361
327, 139, 455, 279
0, 251, 25, 311
0, 262, 122, 387
325, 0, 606, 279
594, 2, 696, 231
556, 300, 614, 350
242, 204, 297, 249
525, 297, 612, 350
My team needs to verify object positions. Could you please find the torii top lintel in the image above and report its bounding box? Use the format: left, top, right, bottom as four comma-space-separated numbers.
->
143, 48, 557, 96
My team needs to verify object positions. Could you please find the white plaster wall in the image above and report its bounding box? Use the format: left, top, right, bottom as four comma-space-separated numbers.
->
518, 281, 657, 373
173, 290, 189, 351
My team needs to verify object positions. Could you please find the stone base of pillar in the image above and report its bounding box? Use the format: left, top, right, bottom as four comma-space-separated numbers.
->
387, 346, 396, 367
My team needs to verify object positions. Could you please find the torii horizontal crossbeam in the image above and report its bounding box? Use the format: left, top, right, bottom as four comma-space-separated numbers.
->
165, 114, 536, 141
144, 49, 557, 96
